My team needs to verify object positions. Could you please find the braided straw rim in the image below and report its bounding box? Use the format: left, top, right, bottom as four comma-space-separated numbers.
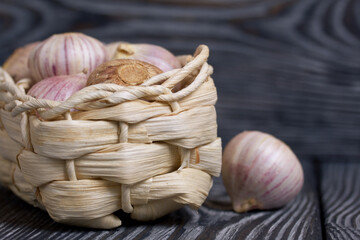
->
0, 45, 212, 120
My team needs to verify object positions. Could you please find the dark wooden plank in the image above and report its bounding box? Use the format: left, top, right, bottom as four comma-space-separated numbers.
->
194, 160, 322, 240
318, 160, 360, 240
0, 0, 359, 238
54, 0, 294, 20
0, 160, 321, 239
1, 0, 359, 156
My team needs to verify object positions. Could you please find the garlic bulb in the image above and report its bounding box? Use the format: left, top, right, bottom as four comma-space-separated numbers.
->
222, 131, 304, 212
87, 59, 163, 86
2, 42, 39, 82
113, 43, 181, 72
28, 73, 87, 101
28, 32, 106, 82
105, 41, 127, 60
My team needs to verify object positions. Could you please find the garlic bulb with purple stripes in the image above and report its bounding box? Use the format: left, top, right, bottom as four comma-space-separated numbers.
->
112, 43, 181, 72
105, 41, 127, 60
28, 73, 87, 102
222, 131, 304, 212
3, 42, 39, 82
28, 33, 106, 82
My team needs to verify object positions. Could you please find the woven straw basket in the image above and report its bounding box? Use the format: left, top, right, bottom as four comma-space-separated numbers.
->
0, 45, 222, 229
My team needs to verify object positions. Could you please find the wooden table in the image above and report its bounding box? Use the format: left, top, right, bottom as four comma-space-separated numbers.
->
0, 0, 359, 239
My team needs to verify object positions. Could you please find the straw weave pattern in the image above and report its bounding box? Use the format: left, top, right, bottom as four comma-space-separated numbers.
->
0, 45, 222, 229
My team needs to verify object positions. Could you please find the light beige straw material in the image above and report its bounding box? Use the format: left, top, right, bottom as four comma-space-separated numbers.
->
0, 45, 221, 229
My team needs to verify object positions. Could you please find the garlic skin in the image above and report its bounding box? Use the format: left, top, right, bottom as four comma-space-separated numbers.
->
105, 41, 127, 60
222, 131, 304, 212
2, 42, 39, 82
28, 33, 106, 82
28, 73, 87, 101
87, 59, 163, 86
113, 43, 181, 72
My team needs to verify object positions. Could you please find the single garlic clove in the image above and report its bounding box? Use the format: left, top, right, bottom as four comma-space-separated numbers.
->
87, 59, 163, 86
113, 43, 181, 72
28, 73, 87, 102
2, 42, 39, 82
222, 131, 304, 213
28, 32, 106, 82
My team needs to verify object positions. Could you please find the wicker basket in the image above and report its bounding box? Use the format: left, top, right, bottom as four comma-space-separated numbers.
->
0, 45, 222, 229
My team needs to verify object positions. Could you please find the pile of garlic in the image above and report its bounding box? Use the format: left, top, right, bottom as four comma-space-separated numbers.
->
3, 32, 181, 101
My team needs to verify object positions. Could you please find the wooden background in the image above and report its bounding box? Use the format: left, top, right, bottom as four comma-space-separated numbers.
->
0, 0, 359, 239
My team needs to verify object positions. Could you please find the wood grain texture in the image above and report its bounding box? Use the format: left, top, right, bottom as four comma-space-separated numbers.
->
0, 160, 321, 239
0, 0, 359, 238
1, 0, 358, 156
319, 160, 360, 240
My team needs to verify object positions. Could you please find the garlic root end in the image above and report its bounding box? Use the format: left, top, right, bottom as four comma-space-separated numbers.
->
233, 198, 261, 213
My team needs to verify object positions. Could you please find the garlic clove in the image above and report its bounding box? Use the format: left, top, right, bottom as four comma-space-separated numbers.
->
28, 73, 87, 102
28, 32, 106, 82
2, 42, 39, 82
222, 131, 304, 212
87, 59, 163, 86
113, 43, 181, 72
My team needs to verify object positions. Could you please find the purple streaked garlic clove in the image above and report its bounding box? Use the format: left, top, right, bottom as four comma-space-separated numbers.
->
222, 131, 304, 213
112, 43, 181, 72
28, 73, 87, 102
28, 32, 106, 82
2, 42, 40, 82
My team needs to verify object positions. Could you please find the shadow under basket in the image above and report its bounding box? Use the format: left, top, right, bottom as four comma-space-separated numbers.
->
0, 45, 222, 229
